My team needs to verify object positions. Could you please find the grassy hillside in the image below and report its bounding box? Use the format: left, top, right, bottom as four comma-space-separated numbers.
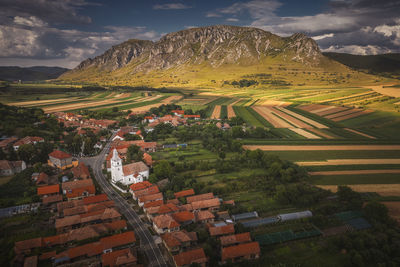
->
323, 52, 400, 79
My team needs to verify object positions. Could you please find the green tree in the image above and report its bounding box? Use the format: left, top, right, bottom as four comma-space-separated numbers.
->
154, 160, 173, 180
17, 144, 36, 164
126, 145, 144, 163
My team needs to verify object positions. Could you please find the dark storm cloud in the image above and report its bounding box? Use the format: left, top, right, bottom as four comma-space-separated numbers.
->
0, 0, 94, 25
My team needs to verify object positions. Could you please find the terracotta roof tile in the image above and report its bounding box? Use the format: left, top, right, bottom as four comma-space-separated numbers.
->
14, 238, 43, 254
157, 203, 179, 214
209, 224, 235, 236
37, 184, 60, 196
172, 211, 195, 223
100, 231, 136, 250
102, 248, 137, 267
49, 150, 71, 159
122, 161, 148, 176
174, 189, 195, 199
62, 179, 94, 191
42, 194, 63, 204
161, 230, 197, 248
191, 198, 220, 210
129, 181, 152, 192
195, 210, 215, 222
173, 248, 207, 267
221, 242, 260, 261
39, 251, 56, 260
82, 194, 108, 205
186, 193, 214, 203
138, 192, 163, 203
153, 214, 180, 229
220, 232, 252, 246
133, 185, 159, 198
143, 199, 163, 209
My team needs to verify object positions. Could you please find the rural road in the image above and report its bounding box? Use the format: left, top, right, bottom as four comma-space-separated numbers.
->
80, 134, 168, 267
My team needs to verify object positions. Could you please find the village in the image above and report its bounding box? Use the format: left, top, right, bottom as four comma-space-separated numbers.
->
0, 101, 396, 267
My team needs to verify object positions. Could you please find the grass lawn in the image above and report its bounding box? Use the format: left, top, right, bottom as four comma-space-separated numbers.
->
0, 176, 13, 186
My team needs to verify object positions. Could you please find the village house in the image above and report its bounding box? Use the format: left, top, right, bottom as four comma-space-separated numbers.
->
0, 137, 18, 151
128, 181, 152, 195
190, 198, 220, 212
37, 184, 60, 198
172, 110, 185, 116
161, 230, 197, 254
48, 150, 76, 170
221, 242, 260, 264
110, 148, 149, 185
174, 189, 195, 199
71, 162, 90, 180
186, 193, 214, 203
209, 224, 235, 237
13, 136, 44, 151
61, 179, 95, 200
0, 160, 26, 176
194, 210, 215, 224
131, 185, 159, 201
183, 114, 200, 120
152, 214, 180, 234
138, 192, 163, 207
101, 247, 137, 267
172, 211, 195, 225
173, 248, 208, 267
35, 172, 49, 186
146, 203, 179, 219
219, 232, 252, 247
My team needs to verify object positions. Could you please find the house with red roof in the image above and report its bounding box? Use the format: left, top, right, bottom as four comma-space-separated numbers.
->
132, 185, 159, 201
174, 189, 195, 199
209, 224, 235, 237
190, 198, 220, 212
71, 162, 90, 179
220, 232, 252, 247
37, 184, 60, 197
35, 172, 49, 186
152, 214, 180, 234
183, 114, 200, 120
186, 193, 214, 204
172, 211, 195, 225
221, 242, 260, 264
0, 137, 18, 151
172, 110, 185, 116
129, 181, 152, 193
101, 248, 137, 267
61, 179, 95, 200
194, 210, 215, 224
161, 230, 197, 254
110, 148, 149, 185
13, 136, 44, 151
138, 192, 163, 207
173, 248, 208, 267
48, 150, 75, 170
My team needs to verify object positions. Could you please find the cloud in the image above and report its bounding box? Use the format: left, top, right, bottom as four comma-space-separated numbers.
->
0, 17, 160, 68
226, 18, 239, 22
322, 44, 392, 55
312, 33, 334, 41
153, 3, 191, 10
207, 0, 400, 54
0, 0, 94, 25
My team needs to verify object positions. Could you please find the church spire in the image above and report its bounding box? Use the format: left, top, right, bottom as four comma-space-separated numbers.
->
112, 148, 120, 161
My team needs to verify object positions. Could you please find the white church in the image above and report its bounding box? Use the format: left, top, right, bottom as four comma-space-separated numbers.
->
110, 148, 149, 185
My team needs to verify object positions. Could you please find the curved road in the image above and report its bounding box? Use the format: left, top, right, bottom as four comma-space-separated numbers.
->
81, 135, 168, 267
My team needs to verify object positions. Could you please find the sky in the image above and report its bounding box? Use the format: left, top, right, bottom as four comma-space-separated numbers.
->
0, 0, 399, 69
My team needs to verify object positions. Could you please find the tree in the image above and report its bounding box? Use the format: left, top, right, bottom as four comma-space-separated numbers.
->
17, 144, 35, 164
154, 160, 173, 180
126, 145, 143, 163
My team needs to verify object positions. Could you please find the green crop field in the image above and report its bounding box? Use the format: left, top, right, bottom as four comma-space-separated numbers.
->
310, 173, 400, 185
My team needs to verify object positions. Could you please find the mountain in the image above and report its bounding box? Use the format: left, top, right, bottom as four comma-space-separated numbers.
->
323, 52, 400, 79
0, 66, 69, 82
60, 25, 384, 87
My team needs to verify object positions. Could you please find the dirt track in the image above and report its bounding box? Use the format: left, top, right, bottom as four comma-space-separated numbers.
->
243, 145, 400, 151
309, 169, 400, 175
210, 105, 221, 119
364, 84, 400, 97
316, 184, 400, 197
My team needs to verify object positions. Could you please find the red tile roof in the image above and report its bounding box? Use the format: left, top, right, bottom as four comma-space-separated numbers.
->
153, 214, 180, 229
101, 248, 137, 267
122, 161, 148, 176
83, 194, 108, 205
174, 189, 195, 199
143, 153, 153, 166
143, 199, 163, 209
172, 110, 185, 115
129, 181, 152, 192
100, 231, 136, 250
39, 251, 56, 260
62, 179, 94, 191
195, 210, 215, 222
37, 184, 60, 196
184, 115, 200, 118
14, 238, 43, 254
173, 248, 207, 267
209, 224, 235, 236
134, 185, 159, 198
71, 162, 90, 179
191, 198, 220, 210
186, 193, 214, 203
49, 150, 72, 159
221, 242, 260, 261
162, 231, 197, 248
167, 198, 180, 205
42, 194, 63, 204
138, 192, 163, 203
220, 232, 252, 247
172, 211, 195, 223
157, 203, 179, 214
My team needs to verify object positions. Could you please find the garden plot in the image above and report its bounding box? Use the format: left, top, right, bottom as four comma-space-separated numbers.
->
333, 110, 374, 122
297, 158, 400, 166
275, 107, 328, 128
325, 108, 363, 119
306, 128, 335, 139
227, 105, 236, 118
343, 128, 375, 139
314, 106, 349, 116
318, 91, 374, 103
210, 105, 221, 119
252, 106, 293, 128
10, 97, 80, 107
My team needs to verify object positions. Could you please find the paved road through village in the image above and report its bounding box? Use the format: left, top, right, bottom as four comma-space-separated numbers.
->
81, 134, 168, 267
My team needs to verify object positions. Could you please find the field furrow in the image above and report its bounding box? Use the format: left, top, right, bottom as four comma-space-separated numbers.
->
289, 128, 321, 139
275, 106, 328, 129
252, 106, 293, 128
210, 105, 221, 119
333, 110, 374, 122
243, 145, 400, 151
343, 128, 376, 139
309, 169, 400, 175
306, 128, 335, 139
324, 108, 362, 119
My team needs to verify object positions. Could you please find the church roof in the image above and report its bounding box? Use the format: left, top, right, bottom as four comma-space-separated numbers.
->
122, 161, 149, 176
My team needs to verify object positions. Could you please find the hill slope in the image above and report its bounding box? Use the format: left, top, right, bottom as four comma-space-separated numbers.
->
60, 25, 385, 88
323, 52, 400, 79
0, 66, 69, 81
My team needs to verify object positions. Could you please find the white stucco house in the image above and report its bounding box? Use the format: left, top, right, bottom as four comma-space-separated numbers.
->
110, 148, 149, 185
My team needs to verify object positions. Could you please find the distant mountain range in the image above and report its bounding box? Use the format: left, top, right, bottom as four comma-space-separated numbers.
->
323, 52, 400, 79
61, 25, 387, 87
0, 66, 69, 82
